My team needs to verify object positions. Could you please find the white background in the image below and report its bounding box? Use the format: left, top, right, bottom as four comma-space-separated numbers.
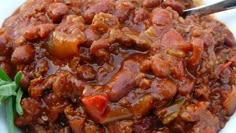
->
0, 0, 236, 132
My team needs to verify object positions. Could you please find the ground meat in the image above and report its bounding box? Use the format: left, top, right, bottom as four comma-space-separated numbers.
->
23, 23, 56, 41
1, 0, 236, 133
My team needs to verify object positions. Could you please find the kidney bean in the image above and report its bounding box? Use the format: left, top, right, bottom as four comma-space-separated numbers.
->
151, 79, 177, 101
151, 8, 172, 26
151, 55, 171, 78
105, 70, 137, 102
84, 27, 100, 45
83, 0, 115, 23
178, 77, 195, 95
161, 29, 191, 51
134, 8, 149, 24
47, 3, 69, 22
11, 44, 35, 64
142, 0, 160, 8
163, 0, 185, 14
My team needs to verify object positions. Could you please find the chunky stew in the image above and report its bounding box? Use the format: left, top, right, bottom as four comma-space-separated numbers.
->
0, 0, 236, 132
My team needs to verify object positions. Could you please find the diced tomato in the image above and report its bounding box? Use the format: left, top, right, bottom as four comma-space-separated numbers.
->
82, 94, 109, 121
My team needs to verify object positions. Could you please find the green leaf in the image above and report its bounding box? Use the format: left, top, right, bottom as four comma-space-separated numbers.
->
16, 88, 23, 115
0, 89, 17, 97
0, 80, 11, 86
14, 71, 22, 88
0, 82, 16, 90
6, 97, 15, 133
0, 83, 17, 96
0, 68, 12, 81
0, 68, 24, 132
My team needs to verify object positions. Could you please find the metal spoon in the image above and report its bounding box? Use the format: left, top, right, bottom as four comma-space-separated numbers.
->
183, 0, 236, 17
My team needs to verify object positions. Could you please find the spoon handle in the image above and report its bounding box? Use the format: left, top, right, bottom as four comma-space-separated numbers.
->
183, 0, 236, 17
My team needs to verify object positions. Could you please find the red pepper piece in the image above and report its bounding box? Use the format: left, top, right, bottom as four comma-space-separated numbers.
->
82, 94, 109, 121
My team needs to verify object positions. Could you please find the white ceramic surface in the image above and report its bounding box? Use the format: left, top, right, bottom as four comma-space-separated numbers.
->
0, 0, 236, 132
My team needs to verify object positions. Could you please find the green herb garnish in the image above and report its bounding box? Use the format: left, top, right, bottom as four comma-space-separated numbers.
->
0, 68, 24, 133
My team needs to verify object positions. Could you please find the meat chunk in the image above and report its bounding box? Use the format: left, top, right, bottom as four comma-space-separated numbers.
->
92, 12, 119, 33
43, 93, 70, 122
64, 105, 86, 133
11, 44, 35, 64
15, 98, 42, 126
29, 76, 56, 98
23, 24, 56, 41
47, 3, 69, 22
90, 38, 110, 54
53, 72, 84, 98
77, 65, 96, 81
56, 15, 86, 34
